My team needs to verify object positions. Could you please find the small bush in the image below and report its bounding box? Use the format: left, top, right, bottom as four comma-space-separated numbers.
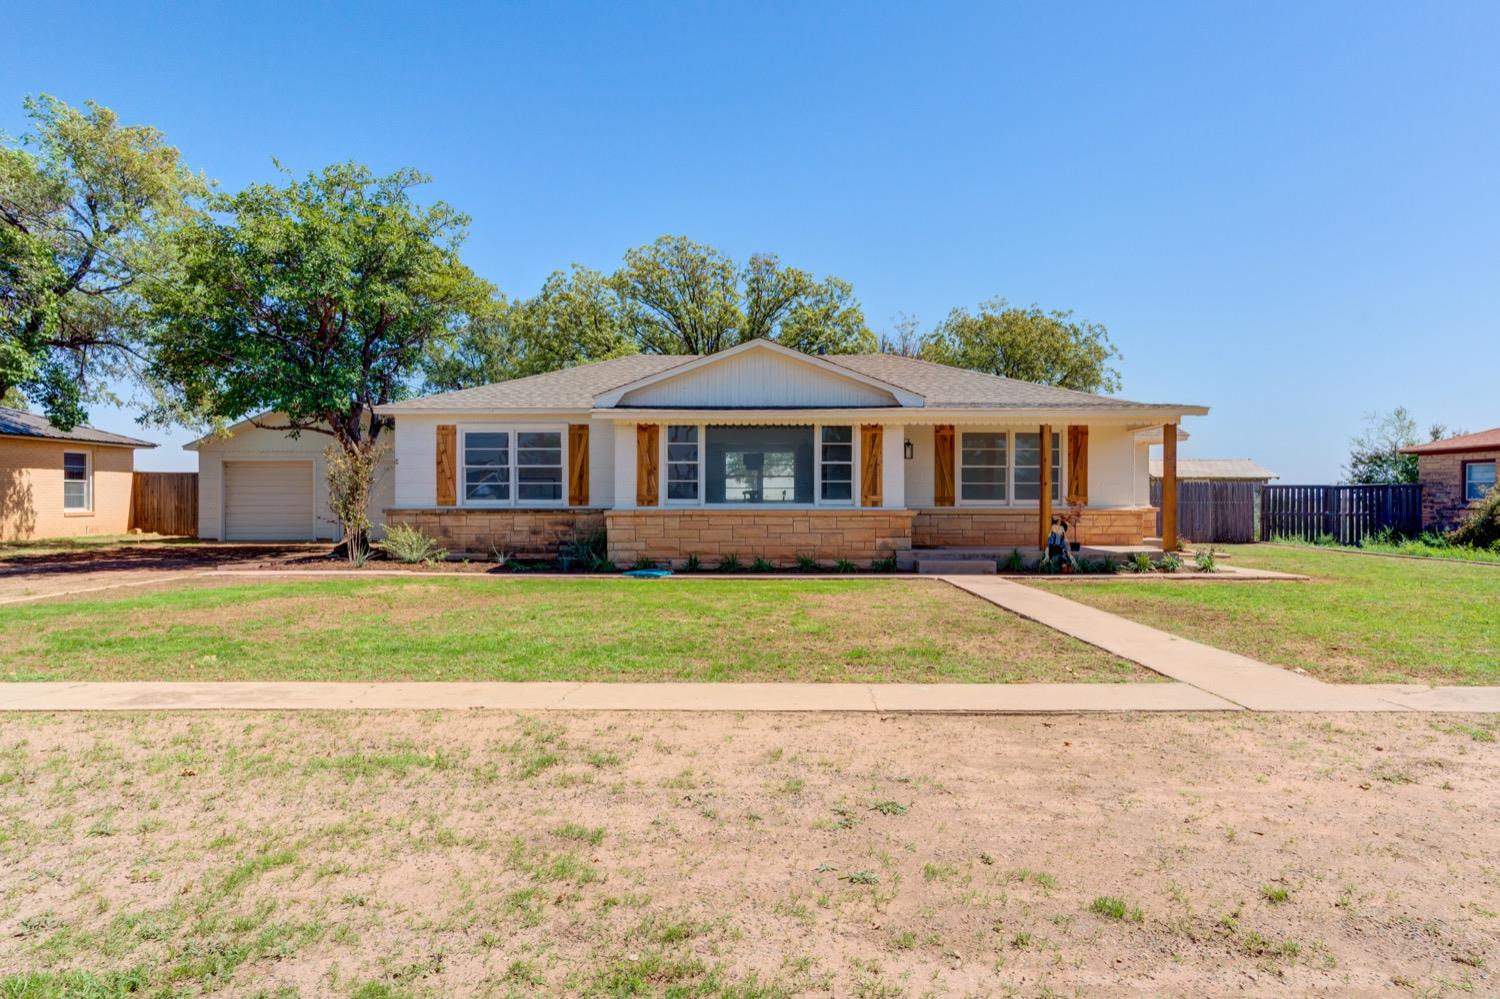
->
718, 553, 743, 572
682, 553, 702, 573
558, 529, 612, 572
1003, 548, 1025, 572
632, 557, 657, 571
378, 524, 447, 564
795, 553, 820, 573
870, 554, 898, 573
1127, 551, 1153, 573
751, 556, 776, 573
834, 558, 856, 573
1155, 552, 1182, 573
1101, 554, 1118, 573
1194, 547, 1219, 572
1448, 487, 1500, 551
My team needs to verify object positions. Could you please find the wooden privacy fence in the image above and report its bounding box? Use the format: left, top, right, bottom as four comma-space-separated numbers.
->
1260, 484, 1421, 544
128, 472, 198, 536
1150, 480, 1260, 544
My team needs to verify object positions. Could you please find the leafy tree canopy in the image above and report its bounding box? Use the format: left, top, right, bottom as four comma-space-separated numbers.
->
917, 297, 1122, 394
1344, 407, 1448, 485
145, 162, 489, 447
1, 95, 203, 428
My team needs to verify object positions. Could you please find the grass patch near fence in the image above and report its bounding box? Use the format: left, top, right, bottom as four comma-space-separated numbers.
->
1034, 545, 1500, 684
1269, 531, 1500, 565
0, 576, 1147, 683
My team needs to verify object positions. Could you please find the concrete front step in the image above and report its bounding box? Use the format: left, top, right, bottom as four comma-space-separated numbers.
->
916, 559, 996, 574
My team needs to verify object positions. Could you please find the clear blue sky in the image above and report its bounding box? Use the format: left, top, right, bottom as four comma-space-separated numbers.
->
5, 1, 1496, 478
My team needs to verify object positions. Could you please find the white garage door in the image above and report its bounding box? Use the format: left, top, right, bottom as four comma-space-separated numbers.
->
224, 461, 315, 540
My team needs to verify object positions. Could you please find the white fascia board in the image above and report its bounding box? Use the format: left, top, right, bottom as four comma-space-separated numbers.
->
590, 339, 926, 409
596, 406, 1207, 425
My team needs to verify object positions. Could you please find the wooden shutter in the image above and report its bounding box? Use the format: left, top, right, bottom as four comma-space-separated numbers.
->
436, 425, 457, 506
564, 423, 588, 510
860, 424, 883, 507
1066, 425, 1089, 505
635, 424, 659, 506
934, 425, 955, 507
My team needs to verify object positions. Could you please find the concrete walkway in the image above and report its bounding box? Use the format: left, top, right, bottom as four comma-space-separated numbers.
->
0, 680, 1236, 713
943, 576, 1500, 713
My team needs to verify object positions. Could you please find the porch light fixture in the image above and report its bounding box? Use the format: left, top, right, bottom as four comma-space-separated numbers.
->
904, 439, 914, 460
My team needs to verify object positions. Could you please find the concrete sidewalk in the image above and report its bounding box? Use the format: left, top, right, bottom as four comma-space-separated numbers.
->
943, 576, 1500, 713
0, 680, 1237, 713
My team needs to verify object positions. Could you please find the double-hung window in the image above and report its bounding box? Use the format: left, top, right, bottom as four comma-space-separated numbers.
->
516, 431, 563, 502
666, 425, 700, 501
62, 451, 91, 511
1013, 431, 1062, 503
820, 426, 854, 502
463, 432, 510, 502
1465, 460, 1496, 502
960, 432, 1007, 502
461, 428, 564, 505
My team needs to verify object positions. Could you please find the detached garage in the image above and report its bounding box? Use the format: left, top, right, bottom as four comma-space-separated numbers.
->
188, 415, 394, 541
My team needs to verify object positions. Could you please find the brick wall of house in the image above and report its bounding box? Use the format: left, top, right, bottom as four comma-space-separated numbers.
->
911, 507, 1157, 548
605, 509, 915, 568
384, 508, 605, 558
0, 438, 135, 540
1418, 449, 1500, 530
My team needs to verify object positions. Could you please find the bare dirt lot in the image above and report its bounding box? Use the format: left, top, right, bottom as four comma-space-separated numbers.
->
2, 711, 1496, 997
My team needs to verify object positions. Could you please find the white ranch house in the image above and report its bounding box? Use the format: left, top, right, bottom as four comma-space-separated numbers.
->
193, 339, 1206, 566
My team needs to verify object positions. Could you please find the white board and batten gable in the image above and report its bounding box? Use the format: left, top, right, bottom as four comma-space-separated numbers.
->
594, 339, 924, 411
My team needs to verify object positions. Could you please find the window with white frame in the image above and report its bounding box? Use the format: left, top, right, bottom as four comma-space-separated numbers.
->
62, 451, 91, 511
820, 426, 853, 502
1465, 460, 1496, 502
515, 431, 563, 502
666, 425, 699, 501
960, 432, 1007, 502
1013, 431, 1062, 503
461, 428, 565, 505
958, 430, 1063, 505
463, 432, 510, 502
705, 425, 814, 504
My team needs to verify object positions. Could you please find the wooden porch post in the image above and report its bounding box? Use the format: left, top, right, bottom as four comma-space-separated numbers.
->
1161, 423, 1178, 551
1038, 424, 1052, 549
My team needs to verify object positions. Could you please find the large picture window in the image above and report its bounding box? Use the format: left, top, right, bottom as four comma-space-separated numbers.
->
62, 451, 91, 511
959, 430, 1063, 505
461, 427, 564, 506
706, 425, 814, 504
1465, 460, 1496, 502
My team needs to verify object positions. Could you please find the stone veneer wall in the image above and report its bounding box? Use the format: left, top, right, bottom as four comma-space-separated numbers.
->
1418, 450, 1499, 530
911, 507, 1157, 547
384, 508, 605, 558
605, 509, 915, 568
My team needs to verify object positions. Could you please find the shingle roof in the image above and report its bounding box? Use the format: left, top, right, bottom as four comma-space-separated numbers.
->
380, 349, 1202, 413
0, 407, 155, 448
1149, 458, 1277, 480
382, 355, 694, 411
1399, 427, 1500, 455
825, 354, 1182, 409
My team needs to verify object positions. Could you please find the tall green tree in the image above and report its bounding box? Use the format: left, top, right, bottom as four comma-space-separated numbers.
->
145, 162, 488, 555
610, 236, 874, 355
1344, 407, 1448, 485
1, 96, 203, 427
918, 298, 1122, 393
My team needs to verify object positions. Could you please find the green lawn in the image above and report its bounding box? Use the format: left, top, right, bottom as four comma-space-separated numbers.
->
0, 576, 1145, 683
1033, 545, 1500, 684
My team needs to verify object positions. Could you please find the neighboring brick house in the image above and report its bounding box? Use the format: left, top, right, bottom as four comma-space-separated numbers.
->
1400, 427, 1500, 531
0, 406, 156, 540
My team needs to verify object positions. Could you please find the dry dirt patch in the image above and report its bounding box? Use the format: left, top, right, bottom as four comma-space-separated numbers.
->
1, 711, 1496, 996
